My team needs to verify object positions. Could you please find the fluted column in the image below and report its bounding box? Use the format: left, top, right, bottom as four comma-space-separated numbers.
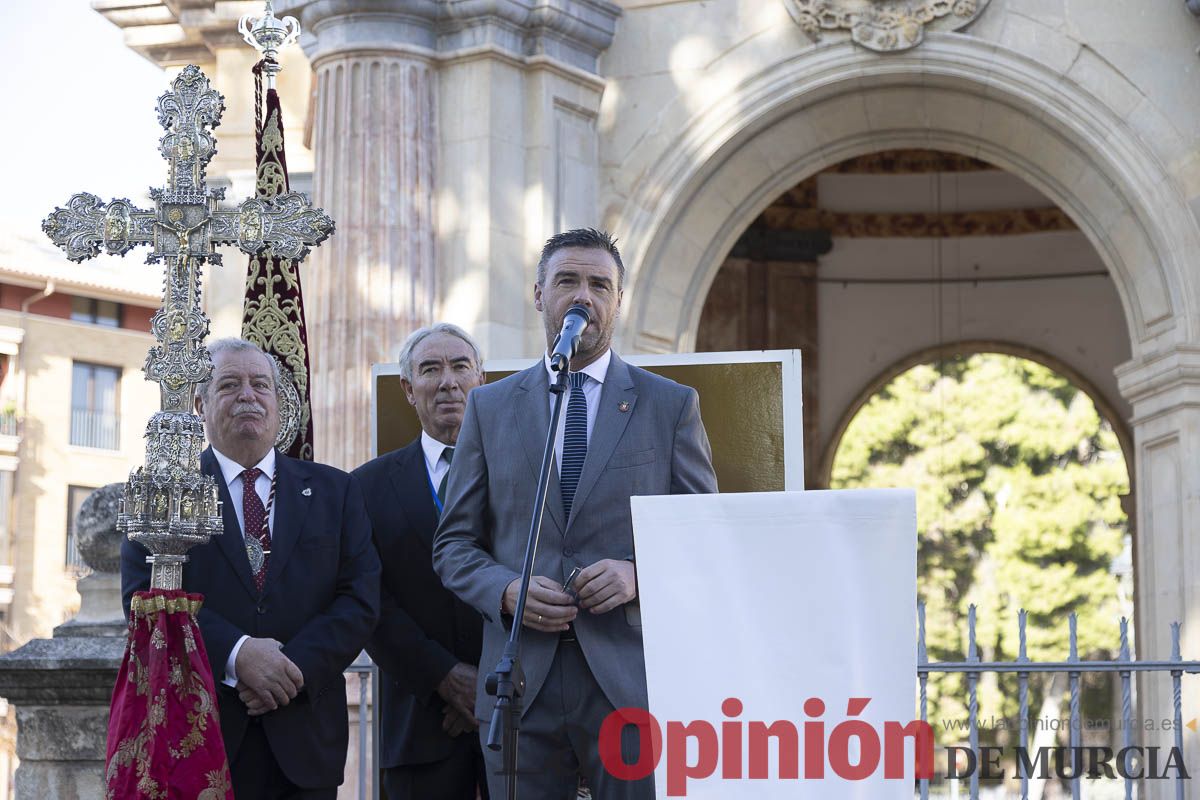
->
282, 0, 619, 469
286, 0, 440, 470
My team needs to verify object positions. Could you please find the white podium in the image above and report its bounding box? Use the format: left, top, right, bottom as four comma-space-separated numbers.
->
630, 489, 918, 798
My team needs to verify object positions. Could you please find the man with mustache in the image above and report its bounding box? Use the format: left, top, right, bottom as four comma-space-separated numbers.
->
433, 228, 718, 798
352, 324, 489, 800
121, 338, 380, 799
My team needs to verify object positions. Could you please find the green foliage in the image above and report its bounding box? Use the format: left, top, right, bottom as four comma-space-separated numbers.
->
831, 354, 1129, 740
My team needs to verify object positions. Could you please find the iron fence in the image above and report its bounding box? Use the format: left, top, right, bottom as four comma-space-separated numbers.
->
343, 606, 1200, 800
346, 652, 380, 800
919, 603, 1200, 800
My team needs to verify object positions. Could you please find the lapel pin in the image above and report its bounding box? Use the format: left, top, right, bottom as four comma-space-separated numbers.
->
302, 487, 312, 496
618, 400, 631, 413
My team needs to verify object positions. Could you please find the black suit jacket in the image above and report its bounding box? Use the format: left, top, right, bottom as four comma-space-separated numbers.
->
352, 439, 483, 768
121, 448, 381, 789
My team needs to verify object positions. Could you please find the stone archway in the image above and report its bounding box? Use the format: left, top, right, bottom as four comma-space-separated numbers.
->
612, 36, 1200, 780
615, 38, 1200, 358
818, 340, 1136, 491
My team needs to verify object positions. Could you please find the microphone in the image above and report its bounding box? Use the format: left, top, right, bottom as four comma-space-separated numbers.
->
549, 305, 592, 373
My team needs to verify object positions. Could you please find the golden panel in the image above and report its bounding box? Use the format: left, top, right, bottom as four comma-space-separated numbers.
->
375, 373, 418, 459
373, 360, 785, 493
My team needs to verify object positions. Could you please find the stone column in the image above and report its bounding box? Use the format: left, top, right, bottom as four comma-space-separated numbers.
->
283, 0, 618, 470
0, 484, 127, 797
284, 0, 440, 470
1115, 346, 1200, 797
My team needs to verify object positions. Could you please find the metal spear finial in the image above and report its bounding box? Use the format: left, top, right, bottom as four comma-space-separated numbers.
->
238, 0, 301, 89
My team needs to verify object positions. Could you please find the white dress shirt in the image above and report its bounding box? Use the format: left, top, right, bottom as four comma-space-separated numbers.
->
211, 447, 277, 535
421, 430, 454, 490
543, 348, 609, 474
210, 446, 277, 687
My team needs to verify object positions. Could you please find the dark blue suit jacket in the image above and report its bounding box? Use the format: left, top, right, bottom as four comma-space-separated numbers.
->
352, 439, 483, 769
121, 447, 381, 789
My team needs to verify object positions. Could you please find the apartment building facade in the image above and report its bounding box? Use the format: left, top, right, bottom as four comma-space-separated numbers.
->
0, 223, 159, 646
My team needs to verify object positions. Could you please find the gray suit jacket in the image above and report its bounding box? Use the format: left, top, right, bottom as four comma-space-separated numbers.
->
432, 352, 718, 717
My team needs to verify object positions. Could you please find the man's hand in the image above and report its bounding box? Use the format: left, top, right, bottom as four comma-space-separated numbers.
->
503, 576, 577, 632
442, 705, 478, 737
573, 559, 637, 614
436, 662, 478, 721
234, 637, 304, 713
237, 681, 272, 716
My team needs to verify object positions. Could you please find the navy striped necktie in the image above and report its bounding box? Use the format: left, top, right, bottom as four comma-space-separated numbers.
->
561, 371, 588, 521
436, 446, 455, 507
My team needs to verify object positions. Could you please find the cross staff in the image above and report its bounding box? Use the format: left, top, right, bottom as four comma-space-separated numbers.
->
42, 65, 334, 413
40, 64, 335, 590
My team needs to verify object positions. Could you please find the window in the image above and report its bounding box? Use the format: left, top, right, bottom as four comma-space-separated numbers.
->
0, 469, 12, 563
70, 362, 120, 450
66, 485, 96, 574
0, 355, 14, 437
70, 296, 121, 328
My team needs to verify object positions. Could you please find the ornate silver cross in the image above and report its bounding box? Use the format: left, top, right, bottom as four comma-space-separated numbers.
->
43, 64, 333, 413
41, 65, 335, 589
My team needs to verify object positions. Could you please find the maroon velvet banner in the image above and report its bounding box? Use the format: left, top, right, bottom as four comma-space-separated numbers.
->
105, 590, 232, 799
243, 59, 316, 461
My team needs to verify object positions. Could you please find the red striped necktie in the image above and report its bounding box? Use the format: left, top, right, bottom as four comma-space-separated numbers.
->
242, 467, 271, 592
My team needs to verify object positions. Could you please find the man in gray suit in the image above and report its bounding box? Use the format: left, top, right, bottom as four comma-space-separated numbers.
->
433, 228, 718, 798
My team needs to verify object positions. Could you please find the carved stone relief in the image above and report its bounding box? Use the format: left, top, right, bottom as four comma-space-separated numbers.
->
785, 0, 991, 52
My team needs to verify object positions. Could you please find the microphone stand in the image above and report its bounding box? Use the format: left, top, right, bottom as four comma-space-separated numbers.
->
486, 362, 570, 800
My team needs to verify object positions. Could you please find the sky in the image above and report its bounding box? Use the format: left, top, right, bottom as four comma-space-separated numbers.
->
0, 0, 170, 234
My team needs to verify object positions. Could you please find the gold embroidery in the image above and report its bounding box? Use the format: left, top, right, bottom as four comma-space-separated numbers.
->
131, 593, 205, 618
254, 109, 288, 207
107, 605, 226, 799
169, 657, 184, 688
170, 671, 215, 760
148, 688, 167, 728
198, 768, 233, 800
243, 102, 312, 458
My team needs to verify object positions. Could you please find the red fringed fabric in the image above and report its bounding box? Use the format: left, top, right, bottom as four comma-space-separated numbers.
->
105, 590, 232, 800
243, 58, 316, 461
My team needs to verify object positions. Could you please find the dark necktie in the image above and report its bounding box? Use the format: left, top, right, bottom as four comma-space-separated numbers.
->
242, 467, 270, 593
561, 372, 588, 521
436, 446, 455, 509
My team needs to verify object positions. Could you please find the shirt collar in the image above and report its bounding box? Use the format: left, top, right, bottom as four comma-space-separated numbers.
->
542, 348, 611, 387
211, 446, 276, 487
420, 430, 453, 468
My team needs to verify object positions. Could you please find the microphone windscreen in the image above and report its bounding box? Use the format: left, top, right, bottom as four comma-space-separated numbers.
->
566, 304, 592, 325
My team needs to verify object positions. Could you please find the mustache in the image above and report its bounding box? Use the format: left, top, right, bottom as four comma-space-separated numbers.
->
232, 402, 265, 418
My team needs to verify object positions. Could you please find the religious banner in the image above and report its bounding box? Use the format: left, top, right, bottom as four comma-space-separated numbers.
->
105, 592, 231, 799
240, 5, 315, 460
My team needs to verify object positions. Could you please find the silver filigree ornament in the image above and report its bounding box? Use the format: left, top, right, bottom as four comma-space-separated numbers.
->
42, 65, 335, 590
246, 539, 264, 574
274, 358, 303, 452
239, 0, 301, 91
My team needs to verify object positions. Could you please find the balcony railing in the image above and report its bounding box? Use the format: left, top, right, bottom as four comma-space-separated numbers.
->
69, 410, 119, 450
0, 412, 17, 438
65, 529, 91, 578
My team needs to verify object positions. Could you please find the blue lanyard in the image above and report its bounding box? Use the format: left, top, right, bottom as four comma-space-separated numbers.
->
426, 466, 444, 515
